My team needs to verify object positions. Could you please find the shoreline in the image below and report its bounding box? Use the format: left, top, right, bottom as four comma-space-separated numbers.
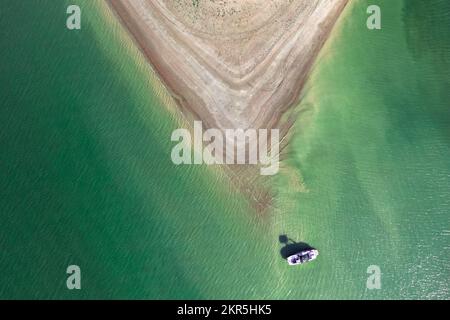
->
105, 0, 349, 212
106, 0, 348, 132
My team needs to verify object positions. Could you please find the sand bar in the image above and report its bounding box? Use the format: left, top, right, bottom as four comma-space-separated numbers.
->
107, 0, 348, 133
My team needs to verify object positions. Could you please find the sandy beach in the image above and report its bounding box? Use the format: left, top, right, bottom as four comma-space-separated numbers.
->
107, 0, 348, 131
106, 0, 349, 210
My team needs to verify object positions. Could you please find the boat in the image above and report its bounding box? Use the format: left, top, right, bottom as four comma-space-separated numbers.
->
287, 249, 319, 265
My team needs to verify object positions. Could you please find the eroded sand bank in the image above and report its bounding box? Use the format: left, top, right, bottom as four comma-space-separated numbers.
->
108, 0, 347, 129
106, 0, 349, 211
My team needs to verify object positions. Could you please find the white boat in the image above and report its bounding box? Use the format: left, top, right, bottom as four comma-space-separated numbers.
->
287, 249, 319, 265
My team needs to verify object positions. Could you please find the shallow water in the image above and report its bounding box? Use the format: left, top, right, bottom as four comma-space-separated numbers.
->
0, 0, 260, 299
273, 0, 450, 299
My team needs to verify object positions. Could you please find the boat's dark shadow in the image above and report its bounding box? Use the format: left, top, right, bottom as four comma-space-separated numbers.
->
279, 235, 314, 259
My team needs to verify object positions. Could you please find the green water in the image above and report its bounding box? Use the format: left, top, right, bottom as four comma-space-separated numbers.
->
274, 0, 450, 299
0, 0, 268, 299
0, 0, 449, 299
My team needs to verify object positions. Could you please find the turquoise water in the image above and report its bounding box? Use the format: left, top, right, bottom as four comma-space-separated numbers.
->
0, 0, 263, 299
274, 0, 450, 299
0, 0, 449, 299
